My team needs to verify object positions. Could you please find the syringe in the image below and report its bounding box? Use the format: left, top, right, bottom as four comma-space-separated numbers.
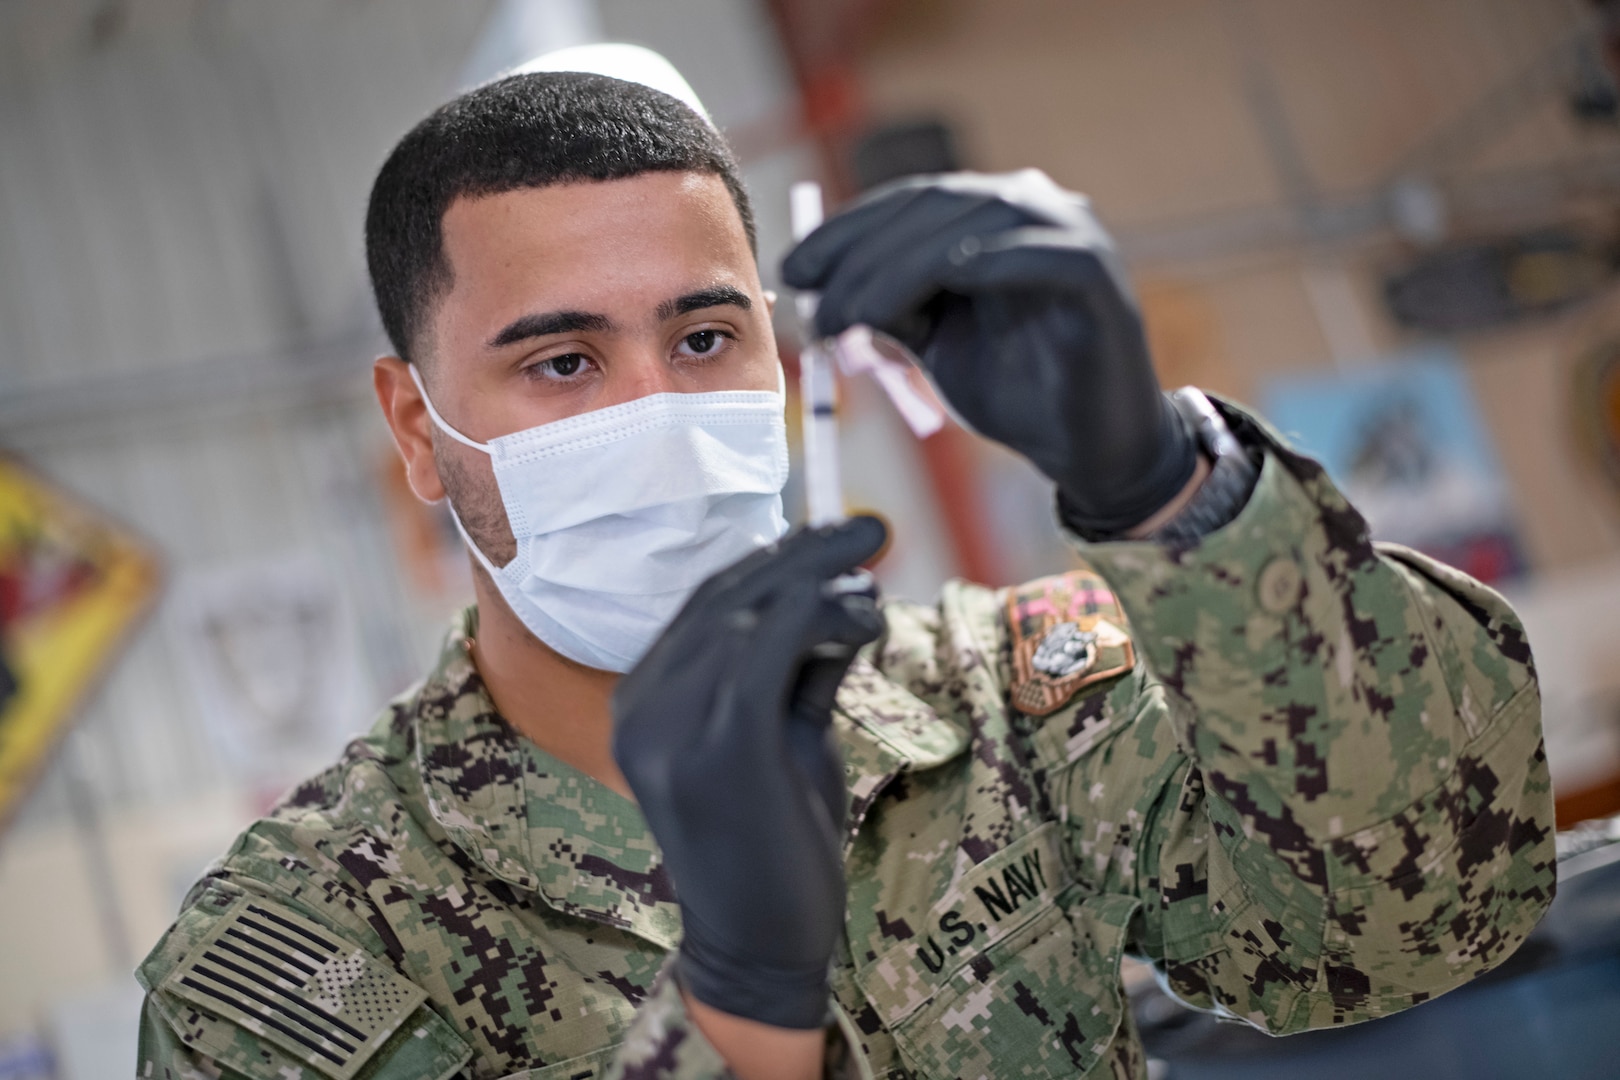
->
789, 180, 845, 527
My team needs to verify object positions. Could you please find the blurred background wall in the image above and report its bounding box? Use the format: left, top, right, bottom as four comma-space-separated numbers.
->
2, 0, 1619, 1072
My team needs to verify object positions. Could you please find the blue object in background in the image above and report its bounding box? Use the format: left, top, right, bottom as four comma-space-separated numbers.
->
1261, 349, 1502, 480
1260, 348, 1527, 583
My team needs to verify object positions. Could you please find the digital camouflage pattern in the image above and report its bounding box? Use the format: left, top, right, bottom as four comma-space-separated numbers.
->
137, 404, 1556, 1079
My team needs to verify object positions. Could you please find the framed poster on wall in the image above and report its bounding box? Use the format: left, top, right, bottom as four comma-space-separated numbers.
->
0, 457, 161, 830
1262, 349, 1527, 584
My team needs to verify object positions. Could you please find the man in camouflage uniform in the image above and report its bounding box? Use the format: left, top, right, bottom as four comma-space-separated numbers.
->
136, 65, 1555, 1080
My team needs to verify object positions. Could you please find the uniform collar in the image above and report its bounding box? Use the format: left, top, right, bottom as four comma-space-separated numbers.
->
413, 608, 683, 949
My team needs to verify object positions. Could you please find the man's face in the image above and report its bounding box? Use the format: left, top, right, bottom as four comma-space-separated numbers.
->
377, 170, 779, 563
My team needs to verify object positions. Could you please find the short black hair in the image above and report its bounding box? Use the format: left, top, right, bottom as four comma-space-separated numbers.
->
364, 71, 756, 363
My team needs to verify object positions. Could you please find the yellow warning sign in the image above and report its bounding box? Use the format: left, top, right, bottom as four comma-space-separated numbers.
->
0, 457, 160, 829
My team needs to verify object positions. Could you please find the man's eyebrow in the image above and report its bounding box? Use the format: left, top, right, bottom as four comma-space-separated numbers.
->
655, 285, 752, 322
487, 310, 615, 348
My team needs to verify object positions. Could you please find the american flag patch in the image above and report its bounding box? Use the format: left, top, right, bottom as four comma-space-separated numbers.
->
162, 897, 427, 1080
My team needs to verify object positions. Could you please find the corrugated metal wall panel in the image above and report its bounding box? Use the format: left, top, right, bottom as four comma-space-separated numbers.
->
0, 0, 500, 830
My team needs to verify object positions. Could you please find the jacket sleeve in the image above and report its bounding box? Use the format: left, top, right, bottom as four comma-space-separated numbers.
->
137, 997, 257, 1080
1071, 405, 1556, 1031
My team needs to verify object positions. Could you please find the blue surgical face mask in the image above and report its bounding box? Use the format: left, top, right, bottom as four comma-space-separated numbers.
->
410, 365, 790, 672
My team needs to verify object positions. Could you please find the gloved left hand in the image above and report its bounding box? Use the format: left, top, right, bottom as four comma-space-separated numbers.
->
782, 169, 1199, 536
612, 517, 887, 1030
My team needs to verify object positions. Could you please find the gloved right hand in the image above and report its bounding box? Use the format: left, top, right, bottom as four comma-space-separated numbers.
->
781, 169, 1198, 537
611, 516, 887, 1029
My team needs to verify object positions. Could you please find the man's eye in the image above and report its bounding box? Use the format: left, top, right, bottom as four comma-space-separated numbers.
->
683, 330, 721, 355
524, 353, 594, 383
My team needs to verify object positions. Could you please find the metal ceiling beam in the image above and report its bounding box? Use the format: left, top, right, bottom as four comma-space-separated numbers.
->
1113, 150, 1620, 267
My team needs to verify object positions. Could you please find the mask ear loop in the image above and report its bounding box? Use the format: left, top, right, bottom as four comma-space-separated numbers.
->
404, 362, 511, 575
407, 362, 491, 453
445, 497, 510, 579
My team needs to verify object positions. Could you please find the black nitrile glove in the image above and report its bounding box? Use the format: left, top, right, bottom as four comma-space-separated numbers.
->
611, 516, 887, 1029
782, 169, 1199, 536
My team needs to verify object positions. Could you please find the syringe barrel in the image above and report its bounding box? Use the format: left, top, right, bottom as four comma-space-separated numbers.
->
799, 344, 843, 526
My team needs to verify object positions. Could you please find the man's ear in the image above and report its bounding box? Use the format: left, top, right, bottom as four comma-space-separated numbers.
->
373, 355, 447, 503
763, 289, 777, 319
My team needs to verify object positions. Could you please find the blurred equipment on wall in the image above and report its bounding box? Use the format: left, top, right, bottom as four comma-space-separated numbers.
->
1262, 351, 1526, 584
1572, 335, 1620, 502
849, 116, 962, 191
1571, 0, 1620, 123
1384, 227, 1620, 333
170, 553, 365, 802
0, 458, 160, 833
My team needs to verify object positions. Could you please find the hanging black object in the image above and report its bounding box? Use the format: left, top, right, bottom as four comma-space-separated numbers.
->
1384, 229, 1617, 333
850, 118, 963, 192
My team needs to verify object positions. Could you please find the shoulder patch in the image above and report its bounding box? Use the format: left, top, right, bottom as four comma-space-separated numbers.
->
159, 896, 433, 1080
1006, 570, 1134, 716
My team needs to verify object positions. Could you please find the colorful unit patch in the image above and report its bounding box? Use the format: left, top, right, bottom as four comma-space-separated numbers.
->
1006, 570, 1135, 716
161, 897, 428, 1080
